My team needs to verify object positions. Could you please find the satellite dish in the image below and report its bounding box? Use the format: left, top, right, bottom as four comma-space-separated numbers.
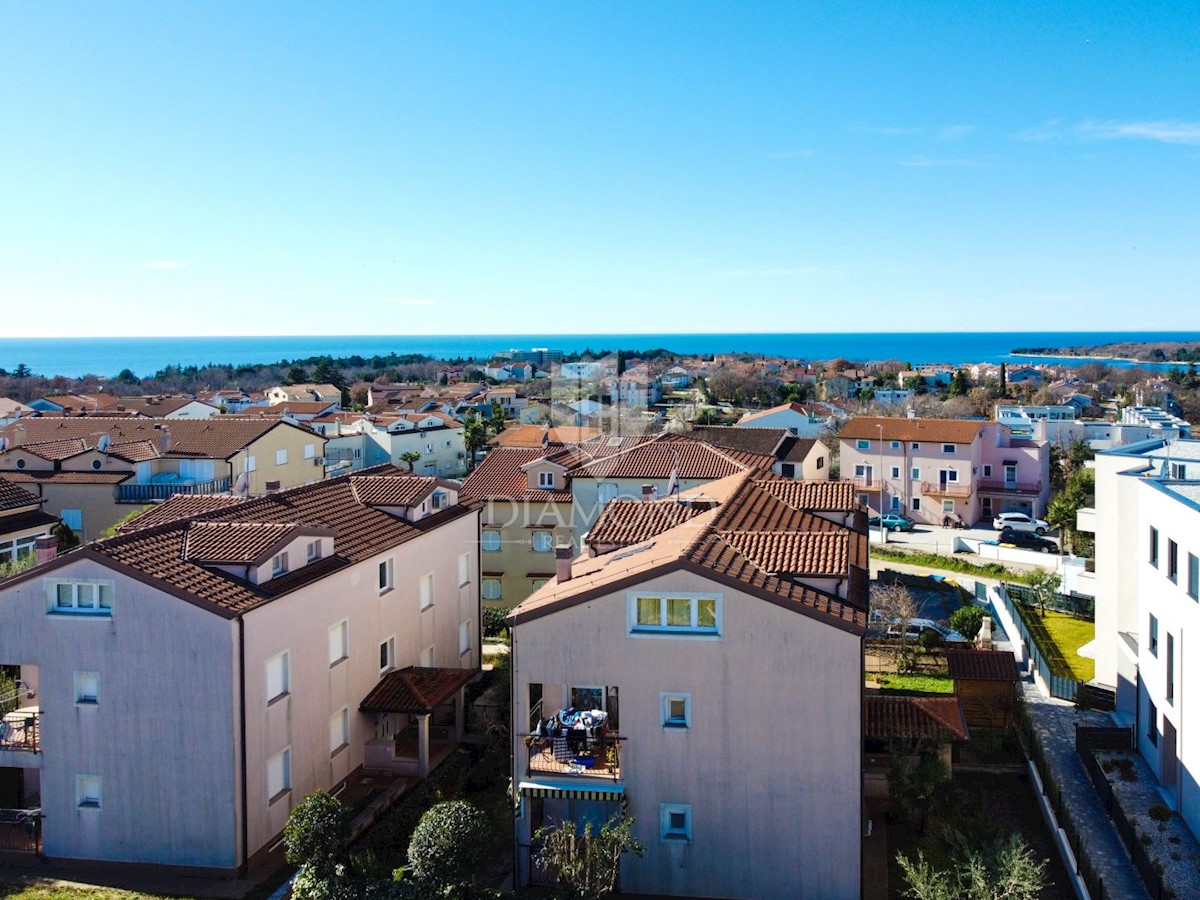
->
234, 470, 251, 496
0, 437, 7, 453
97, 434, 111, 454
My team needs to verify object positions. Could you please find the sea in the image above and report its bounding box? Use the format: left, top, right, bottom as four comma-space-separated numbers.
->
2, 332, 1199, 380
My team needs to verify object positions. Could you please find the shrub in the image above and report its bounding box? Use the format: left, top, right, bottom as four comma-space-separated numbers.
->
406, 800, 488, 889
949, 606, 987, 641
284, 791, 350, 877
482, 606, 512, 638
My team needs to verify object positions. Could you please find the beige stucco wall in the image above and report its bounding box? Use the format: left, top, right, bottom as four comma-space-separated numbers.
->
480, 499, 573, 608
513, 568, 862, 899
241, 425, 326, 494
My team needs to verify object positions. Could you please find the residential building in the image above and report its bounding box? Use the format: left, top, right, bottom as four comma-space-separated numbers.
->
838, 416, 1050, 525
315, 412, 467, 478
687, 425, 830, 481
0, 477, 58, 567
0, 467, 479, 873
0, 399, 36, 427
736, 402, 836, 438
0, 418, 325, 540
608, 375, 662, 409
508, 471, 867, 898
1121, 406, 1192, 438
1084, 438, 1200, 837
995, 404, 1079, 439
558, 361, 606, 381
264, 383, 342, 406
872, 388, 915, 408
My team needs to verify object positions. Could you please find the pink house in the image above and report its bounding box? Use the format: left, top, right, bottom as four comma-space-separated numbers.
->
839, 416, 1050, 526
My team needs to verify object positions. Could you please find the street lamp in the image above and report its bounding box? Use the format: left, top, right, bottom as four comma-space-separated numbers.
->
878, 423, 886, 541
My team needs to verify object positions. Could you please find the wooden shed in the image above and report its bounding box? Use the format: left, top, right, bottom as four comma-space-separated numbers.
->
945, 649, 1019, 727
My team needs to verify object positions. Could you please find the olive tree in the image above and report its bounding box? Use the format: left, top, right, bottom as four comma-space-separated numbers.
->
534, 814, 645, 900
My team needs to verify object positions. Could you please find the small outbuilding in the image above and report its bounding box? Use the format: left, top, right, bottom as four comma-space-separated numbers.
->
945, 648, 1020, 727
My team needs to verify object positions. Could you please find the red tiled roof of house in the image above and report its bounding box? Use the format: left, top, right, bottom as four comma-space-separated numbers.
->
719, 530, 849, 576
571, 435, 772, 480
489, 426, 602, 448
118, 494, 245, 533
865, 695, 969, 742
0, 477, 42, 514
350, 475, 442, 508
945, 649, 1019, 682
3, 471, 130, 485
752, 479, 858, 512
840, 416, 982, 444
249, 401, 338, 416
360, 666, 476, 714
461, 447, 573, 503
586, 499, 712, 548
688, 425, 787, 457
183, 521, 306, 564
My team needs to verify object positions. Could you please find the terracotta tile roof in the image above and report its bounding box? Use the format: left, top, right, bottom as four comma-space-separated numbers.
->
489, 426, 602, 448
3, 470, 130, 485
719, 530, 849, 575
118, 494, 245, 532
250, 401, 338, 415
461, 447, 573, 503
865, 695, 969, 742
0, 477, 42, 513
4, 437, 90, 461
738, 402, 813, 424
945, 649, 1019, 682
350, 475, 441, 507
360, 666, 476, 713
116, 396, 214, 416
586, 499, 712, 548
510, 471, 869, 635
688, 425, 787, 457
778, 437, 819, 463
840, 416, 982, 444
0, 509, 58, 534
183, 521, 304, 564
753, 479, 859, 512
571, 435, 772, 480
53, 464, 476, 617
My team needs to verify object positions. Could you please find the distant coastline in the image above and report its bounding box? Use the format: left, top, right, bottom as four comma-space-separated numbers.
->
3, 331, 1200, 380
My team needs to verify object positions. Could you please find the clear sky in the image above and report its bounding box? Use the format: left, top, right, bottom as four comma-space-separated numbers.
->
2, 1, 1197, 338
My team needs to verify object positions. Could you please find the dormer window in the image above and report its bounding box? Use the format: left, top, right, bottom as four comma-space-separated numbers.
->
306, 541, 321, 563
431, 491, 446, 510
271, 552, 289, 577
538, 471, 555, 489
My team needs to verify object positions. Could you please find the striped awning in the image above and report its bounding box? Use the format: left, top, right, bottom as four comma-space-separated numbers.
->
518, 780, 625, 801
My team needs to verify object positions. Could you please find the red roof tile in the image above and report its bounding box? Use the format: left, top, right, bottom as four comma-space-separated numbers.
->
0, 477, 43, 514
360, 666, 476, 713
118, 494, 245, 532
945, 649, 1019, 682
865, 695, 969, 742
350, 475, 441, 507
586, 499, 711, 548
840, 416, 981, 444
461, 448, 573, 503
183, 521, 305, 564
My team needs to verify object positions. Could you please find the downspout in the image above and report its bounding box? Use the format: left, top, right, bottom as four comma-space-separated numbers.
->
238, 615, 249, 874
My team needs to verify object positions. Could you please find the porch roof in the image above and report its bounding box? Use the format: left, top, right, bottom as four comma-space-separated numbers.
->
360, 666, 476, 714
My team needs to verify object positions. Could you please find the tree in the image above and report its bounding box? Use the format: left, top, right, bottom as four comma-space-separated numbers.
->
897, 833, 1047, 900
312, 357, 346, 390
1046, 467, 1094, 554
463, 412, 487, 470
52, 522, 79, 553
872, 582, 919, 672
284, 791, 350, 878
405, 800, 488, 890
12, 363, 31, 378
888, 747, 956, 835
534, 814, 645, 900
949, 369, 971, 397
399, 450, 421, 473
1025, 566, 1061, 617
286, 365, 309, 385
949, 606, 986, 642
998, 362, 1007, 396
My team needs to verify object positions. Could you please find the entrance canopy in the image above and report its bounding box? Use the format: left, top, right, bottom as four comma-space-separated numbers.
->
360, 666, 475, 714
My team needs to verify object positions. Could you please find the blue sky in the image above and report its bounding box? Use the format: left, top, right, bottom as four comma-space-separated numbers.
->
2, 1, 1197, 337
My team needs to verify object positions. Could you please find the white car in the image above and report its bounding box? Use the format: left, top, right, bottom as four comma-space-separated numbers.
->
885, 618, 968, 643
992, 512, 1051, 535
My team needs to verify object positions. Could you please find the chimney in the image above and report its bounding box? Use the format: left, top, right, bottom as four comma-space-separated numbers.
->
35, 535, 57, 566
555, 545, 573, 583
641, 483, 655, 502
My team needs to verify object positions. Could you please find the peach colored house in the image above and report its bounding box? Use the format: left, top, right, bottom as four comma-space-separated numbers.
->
508, 472, 867, 899
0, 466, 479, 876
838, 416, 1050, 526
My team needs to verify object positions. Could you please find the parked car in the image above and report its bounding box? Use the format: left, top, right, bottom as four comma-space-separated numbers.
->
998, 528, 1060, 554
886, 618, 969, 643
992, 512, 1051, 535
867, 513, 916, 532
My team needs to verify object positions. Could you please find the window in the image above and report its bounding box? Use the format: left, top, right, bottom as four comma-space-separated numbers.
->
856, 439, 870, 450
1004, 464, 1017, 483
378, 558, 394, 593
1168, 540, 1178, 583
421, 645, 434, 667
304, 443, 316, 460
1149, 614, 1159, 656
890, 440, 901, 450
816, 457, 824, 469
74, 671, 99, 704
890, 497, 901, 511
911, 498, 921, 511
91, 459, 102, 471
910, 467, 919, 480
1167, 633, 1175, 704
532, 531, 554, 553
246, 455, 257, 472
76, 775, 102, 809
458, 552, 471, 586
271, 552, 288, 577
660, 803, 692, 842
661, 693, 691, 729
0, 535, 37, 563
459, 620, 471, 655
379, 636, 395, 673
266, 651, 290, 703
1171, 462, 1187, 479
942, 500, 955, 513
942, 444, 956, 454
1150, 527, 1159, 567
275, 448, 288, 466
1189, 553, 1199, 601
537, 471, 555, 488
982, 465, 992, 478
531, 578, 547, 591
911, 442, 920, 450
51, 581, 114, 614
307, 540, 321, 563
328, 620, 349, 666
15, 458, 26, 470
61, 509, 83, 531
267, 748, 291, 801
631, 592, 720, 636
420, 573, 434, 610
1148, 701, 1158, 747
330, 708, 349, 756
890, 466, 900, 479
482, 578, 502, 601
481, 530, 501, 552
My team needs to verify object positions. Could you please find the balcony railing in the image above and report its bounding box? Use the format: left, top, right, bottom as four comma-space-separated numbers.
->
978, 479, 1043, 496
0, 709, 39, 753
117, 477, 231, 503
527, 732, 621, 780
921, 480, 973, 498
848, 477, 882, 492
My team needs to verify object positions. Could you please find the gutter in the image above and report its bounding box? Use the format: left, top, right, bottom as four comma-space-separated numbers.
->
238, 615, 249, 874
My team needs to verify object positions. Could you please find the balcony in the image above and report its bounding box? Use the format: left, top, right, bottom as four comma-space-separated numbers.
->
0, 707, 40, 755
921, 480, 972, 499
117, 476, 231, 503
849, 477, 882, 493
527, 731, 621, 780
978, 479, 1043, 497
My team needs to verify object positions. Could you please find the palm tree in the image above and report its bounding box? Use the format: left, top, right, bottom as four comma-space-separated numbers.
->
399, 450, 421, 473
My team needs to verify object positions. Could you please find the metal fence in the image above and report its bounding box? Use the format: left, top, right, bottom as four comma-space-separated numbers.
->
994, 588, 1082, 703
1004, 582, 1095, 620
0, 808, 40, 853
1076, 726, 1167, 900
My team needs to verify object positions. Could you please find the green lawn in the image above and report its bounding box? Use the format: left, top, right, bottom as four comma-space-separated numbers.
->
1015, 604, 1095, 682
0, 884, 183, 900
874, 673, 955, 694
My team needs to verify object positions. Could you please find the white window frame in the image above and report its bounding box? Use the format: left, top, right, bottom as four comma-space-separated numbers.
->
531, 530, 554, 553
459, 620, 471, 656
271, 552, 288, 577
942, 444, 956, 454
328, 619, 349, 667
981, 464, 992, 478
890, 440, 901, 450
660, 803, 692, 842
458, 552, 471, 586
420, 645, 434, 667
910, 467, 920, 480
942, 499, 955, 513
267, 747, 291, 803
49, 580, 114, 615
628, 591, 722, 638
912, 497, 922, 511
481, 530, 501, 552
303, 443, 316, 460
379, 635, 396, 674
482, 578, 502, 601
266, 650, 290, 704
330, 707, 349, 756
76, 774, 102, 809
307, 540, 321, 563
856, 439, 870, 450
537, 471, 555, 488
379, 558, 394, 593
661, 692, 691, 730
246, 455, 257, 472
275, 448, 288, 466
74, 671, 100, 705
890, 466, 900, 479
419, 573, 434, 610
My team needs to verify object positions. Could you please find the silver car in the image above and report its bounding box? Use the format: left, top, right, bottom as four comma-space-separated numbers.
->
992, 512, 1051, 535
